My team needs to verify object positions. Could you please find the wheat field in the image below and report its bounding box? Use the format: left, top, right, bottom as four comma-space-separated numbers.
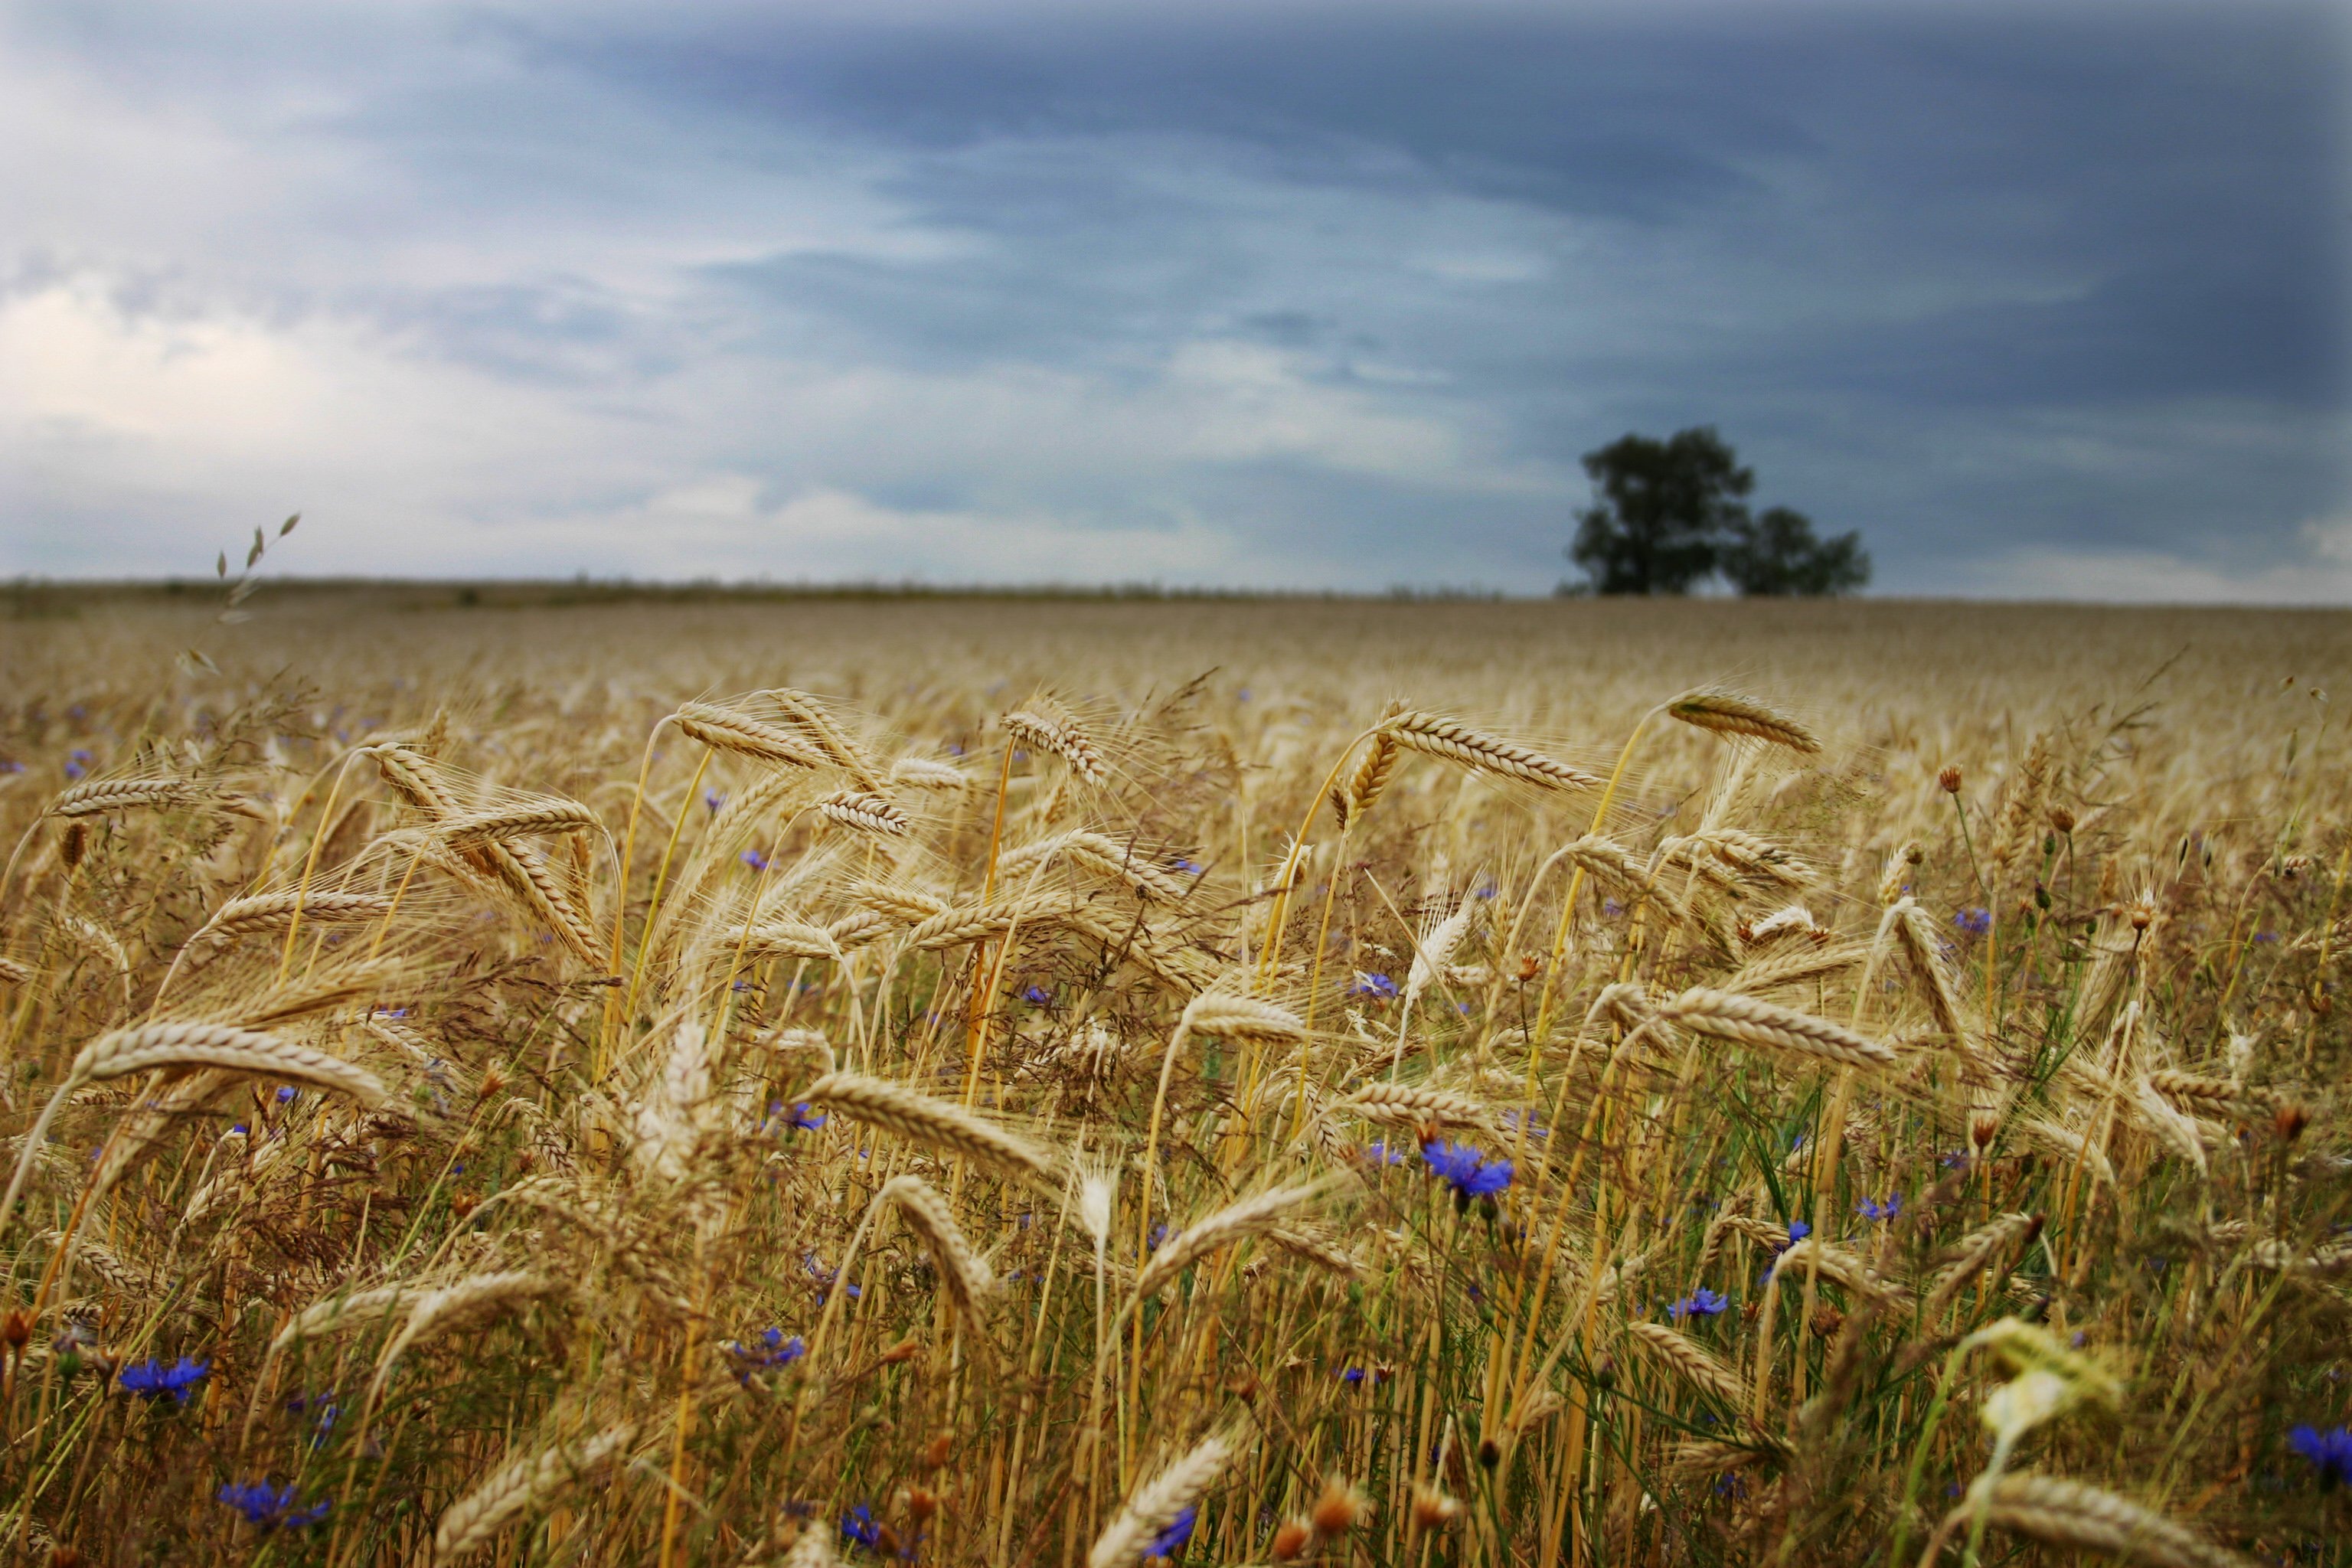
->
1, 585, 2347, 1565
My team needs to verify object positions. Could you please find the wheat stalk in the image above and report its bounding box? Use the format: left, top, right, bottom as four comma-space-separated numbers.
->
1135, 1182, 1326, 1300
368, 1272, 568, 1408
880, 1175, 997, 1331
802, 1072, 1059, 1191
1660, 988, 1897, 1071
1383, 712, 1599, 791
436, 798, 600, 847
1086, 1429, 1236, 1568
48, 776, 205, 817
433, 1422, 636, 1561
818, 789, 909, 837
1939, 1472, 2254, 1568
1181, 991, 1306, 1044
1625, 1321, 1749, 1406
673, 702, 827, 770
1664, 691, 1821, 753
193, 890, 396, 943
1926, 1213, 2043, 1316
1341, 1082, 1492, 1132
1002, 701, 1109, 786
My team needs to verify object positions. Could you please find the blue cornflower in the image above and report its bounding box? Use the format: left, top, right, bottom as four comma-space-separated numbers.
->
805, 1253, 861, 1298
1784, 1220, 1811, 1245
704, 789, 725, 814
2290, 1425, 2352, 1487
1351, 972, 1398, 999
274, 1085, 297, 1104
1670, 1288, 1729, 1318
787, 1102, 825, 1132
726, 1327, 807, 1380
119, 1355, 210, 1403
1148, 1503, 1198, 1557
1362, 1141, 1406, 1167
0, 761, 22, 774
1602, 898, 1625, 917
1024, 985, 1051, 1005
1955, 906, 1992, 936
841, 1504, 883, 1549
1857, 1194, 1903, 1222
1338, 1367, 1367, 1385
217, 1481, 330, 1530
1171, 857, 1204, 874
1423, 1141, 1514, 1199
741, 848, 770, 871
1146, 1223, 1171, 1252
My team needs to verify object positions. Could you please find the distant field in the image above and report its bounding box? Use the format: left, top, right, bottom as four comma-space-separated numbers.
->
2, 585, 2346, 1563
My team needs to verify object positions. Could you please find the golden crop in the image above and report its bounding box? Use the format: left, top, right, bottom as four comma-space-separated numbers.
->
0, 585, 2344, 1564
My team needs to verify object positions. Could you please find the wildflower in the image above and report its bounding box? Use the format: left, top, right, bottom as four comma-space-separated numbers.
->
1148, 1503, 1198, 1558
1171, 856, 1204, 874
741, 848, 770, 871
1669, 1288, 1728, 1318
1783, 1220, 1811, 1245
1024, 985, 1051, 1004
1602, 898, 1625, 917
119, 1355, 211, 1403
704, 789, 725, 814
1338, 1366, 1366, 1385
841, 1504, 883, 1549
1361, 1141, 1406, 1166
1857, 1194, 1902, 1221
805, 1253, 862, 1298
1422, 1141, 1513, 1200
216, 1481, 330, 1530
786, 1102, 825, 1133
1146, 1223, 1171, 1252
2290, 1424, 2352, 1487
274, 1085, 297, 1104
1954, 906, 1991, 936
1351, 972, 1398, 999
726, 1327, 807, 1380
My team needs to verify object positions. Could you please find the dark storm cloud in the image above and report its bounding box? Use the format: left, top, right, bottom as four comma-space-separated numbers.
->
5, 0, 2347, 594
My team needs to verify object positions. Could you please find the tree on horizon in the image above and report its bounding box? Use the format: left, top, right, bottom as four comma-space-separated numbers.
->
1563, 426, 1869, 596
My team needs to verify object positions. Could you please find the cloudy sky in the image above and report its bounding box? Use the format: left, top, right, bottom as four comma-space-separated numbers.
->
5, 0, 2347, 597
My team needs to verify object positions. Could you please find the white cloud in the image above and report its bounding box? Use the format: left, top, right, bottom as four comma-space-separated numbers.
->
1972, 520, 2352, 605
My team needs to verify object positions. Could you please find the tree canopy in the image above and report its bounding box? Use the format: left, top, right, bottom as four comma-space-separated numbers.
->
1564, 426, 1869, 596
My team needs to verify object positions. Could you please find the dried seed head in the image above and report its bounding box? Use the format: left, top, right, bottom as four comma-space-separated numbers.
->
1410, 1484, 1461, 1530
1310, 1478, 1370, 1537
2048, 805, 2076, 834
920, 1431, 953, 1469
1271, 1520, 1313, 1561
906, 1488, 939, 1525
2275, 1101, 2311, 1142
880, 1335, 924, 1366
1939, 765, 1963, 793
59, 821, 87, 870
